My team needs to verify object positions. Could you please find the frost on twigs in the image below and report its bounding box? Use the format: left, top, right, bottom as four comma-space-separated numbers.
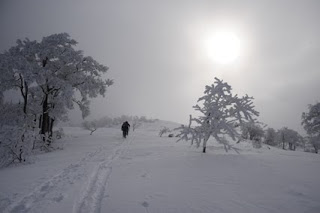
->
176, 77, 259, 153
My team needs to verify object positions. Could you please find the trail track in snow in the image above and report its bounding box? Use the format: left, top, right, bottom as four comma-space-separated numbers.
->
3, 136, 132, 213
73, 136, 133, 213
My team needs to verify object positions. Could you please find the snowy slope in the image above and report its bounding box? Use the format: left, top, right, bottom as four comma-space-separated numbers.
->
0, 120, 320, 213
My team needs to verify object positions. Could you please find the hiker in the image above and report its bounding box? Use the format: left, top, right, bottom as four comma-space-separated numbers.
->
121, 121, 130, 138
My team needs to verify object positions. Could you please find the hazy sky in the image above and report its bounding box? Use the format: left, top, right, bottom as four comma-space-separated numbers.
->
1, 0, 319, 134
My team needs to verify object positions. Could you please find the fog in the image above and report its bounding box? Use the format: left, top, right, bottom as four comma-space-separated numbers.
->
1, 0, 319, 134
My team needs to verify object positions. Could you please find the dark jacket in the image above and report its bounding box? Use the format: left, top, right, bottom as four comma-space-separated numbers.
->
121, 121, 130, 131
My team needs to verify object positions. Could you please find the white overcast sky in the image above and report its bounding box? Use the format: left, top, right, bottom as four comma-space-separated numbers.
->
0, 0, 319, 134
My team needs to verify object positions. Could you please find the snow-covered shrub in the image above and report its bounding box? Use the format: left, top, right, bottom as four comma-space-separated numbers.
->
0, 102, 39, 167
0, 126, 40, 167
159, 127, 171, 137
177, 77, 259, 153
53, 128, 65, 139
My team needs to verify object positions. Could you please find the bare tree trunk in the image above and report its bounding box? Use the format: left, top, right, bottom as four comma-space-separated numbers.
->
203, 138, 208, 153
41, 94, 50, 141
49, 118, 55, 137
203, 146, 206, 153
90, 129, 97, 135
39, 115, 42, 128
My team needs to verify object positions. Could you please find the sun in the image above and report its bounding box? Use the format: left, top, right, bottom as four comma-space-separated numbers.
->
205, 31, 241, 64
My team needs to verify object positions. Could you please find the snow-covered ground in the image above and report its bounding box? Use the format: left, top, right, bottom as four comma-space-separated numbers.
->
1, 120, 320, 213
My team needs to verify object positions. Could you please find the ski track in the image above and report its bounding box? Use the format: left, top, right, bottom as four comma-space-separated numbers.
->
73, 136, 133, 213
3, 137, 131, 213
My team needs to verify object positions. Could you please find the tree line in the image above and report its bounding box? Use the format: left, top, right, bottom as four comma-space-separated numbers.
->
82, 115, 157, 135
176, 78, 320, 154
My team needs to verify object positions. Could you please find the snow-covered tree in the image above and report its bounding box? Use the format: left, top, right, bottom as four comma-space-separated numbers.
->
308, 135, 320, 153
177, 77, 259, 153
264, 128, 277, 146
82, 120, 103, 135
0, 33, 113, 166
302, 103, 320, 135
240, 121, 265, 148
0, 33, 113, 142
132, 116, 142, 131
302, 102, 320, 153
241, 121, 265, 141
277, 127, 302, 150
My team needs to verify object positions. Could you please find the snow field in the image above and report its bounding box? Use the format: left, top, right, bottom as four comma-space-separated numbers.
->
0, 121, 320, 213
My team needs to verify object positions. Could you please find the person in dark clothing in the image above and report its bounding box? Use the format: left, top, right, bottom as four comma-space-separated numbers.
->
121, 121, 130, 138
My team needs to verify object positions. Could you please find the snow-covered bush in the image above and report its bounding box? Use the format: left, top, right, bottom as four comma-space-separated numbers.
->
0, 102, 40, 167
177, 77, 259, 153
0, 125, 41, 167
53, 128, 65, 139
159, 127, 171, 137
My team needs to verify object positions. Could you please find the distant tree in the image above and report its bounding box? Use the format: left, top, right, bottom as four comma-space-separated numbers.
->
99, 116, 114, 128
264, 128, 277, 146
241, 121, 265, 141
302, 102, 320, 153
277, 127, 301, 150
132, 116, 142, 131
82, 120, 102, 135
240, 121, 265, 148
177, 78, 259, 153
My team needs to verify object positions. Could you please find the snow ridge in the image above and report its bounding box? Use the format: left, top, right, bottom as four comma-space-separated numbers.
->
73, 137, 133, 213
